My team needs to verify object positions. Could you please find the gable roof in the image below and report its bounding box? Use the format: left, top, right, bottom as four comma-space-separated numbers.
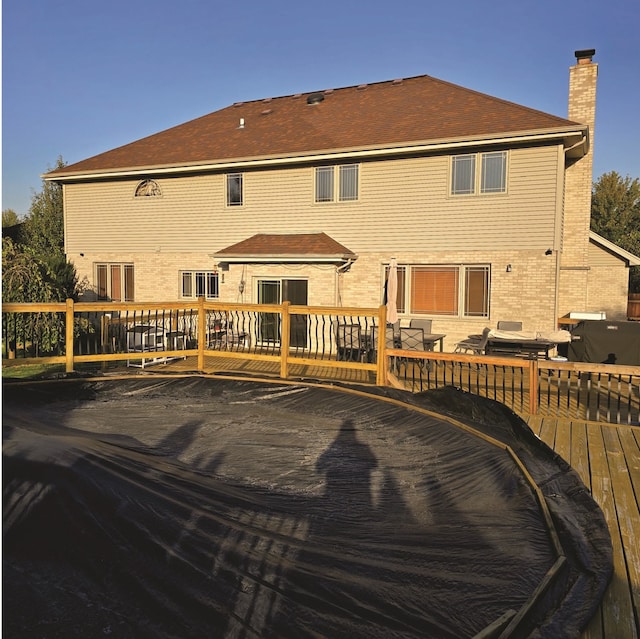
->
46, 74, 588, 181
214, 233, 357, 263
589, 231, 640, 266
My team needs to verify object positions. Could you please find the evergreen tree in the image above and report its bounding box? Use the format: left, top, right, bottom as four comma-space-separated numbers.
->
21, 156, 66, 258
591, 172, 640, 293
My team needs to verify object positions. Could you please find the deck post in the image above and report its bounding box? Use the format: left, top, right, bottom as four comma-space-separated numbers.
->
376, 304, 387, 385
65, 298, 75, 373
529, 359, 539, 415
197, 297, 206, 372
280, 302, 290, 379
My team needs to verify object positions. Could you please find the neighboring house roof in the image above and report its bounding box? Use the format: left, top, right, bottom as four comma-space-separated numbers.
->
589, 231, 640, 266
46, 74, 588, 180
2, 223, 25, 242
214, 233, 357, 263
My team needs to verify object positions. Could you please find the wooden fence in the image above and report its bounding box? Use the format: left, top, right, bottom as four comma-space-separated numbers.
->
3, 299, 639, 424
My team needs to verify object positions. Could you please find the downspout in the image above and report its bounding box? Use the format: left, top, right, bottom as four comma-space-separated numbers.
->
335, 259, 354, 306
552, 134, 587, 327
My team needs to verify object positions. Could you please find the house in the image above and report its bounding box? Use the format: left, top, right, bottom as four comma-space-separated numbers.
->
46, 49, 639, 349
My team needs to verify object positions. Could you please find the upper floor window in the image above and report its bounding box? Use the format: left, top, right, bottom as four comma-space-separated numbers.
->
451, 151, 507, 195
96, 263, 135, 301
135, 179, 161, 197
315, 164, 359, 202
181, 271, 219, 300
386, 263, 490, 318
227, 173, 243, 206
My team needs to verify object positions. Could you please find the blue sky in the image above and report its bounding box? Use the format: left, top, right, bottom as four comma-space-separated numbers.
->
3, 0, 639, 217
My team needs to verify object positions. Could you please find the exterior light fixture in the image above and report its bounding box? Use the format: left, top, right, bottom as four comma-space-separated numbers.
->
506, 264, 512, 272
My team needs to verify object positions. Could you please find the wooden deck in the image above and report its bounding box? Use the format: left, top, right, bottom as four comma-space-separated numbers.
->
527, 416, 640, 638
123, 356, 640, 637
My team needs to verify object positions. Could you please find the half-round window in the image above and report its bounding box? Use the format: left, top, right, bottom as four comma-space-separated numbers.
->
135, 179, 162, 197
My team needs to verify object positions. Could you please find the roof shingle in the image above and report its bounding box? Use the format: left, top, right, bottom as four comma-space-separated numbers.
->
215, 233, 356, 260
48, 74, 582, 178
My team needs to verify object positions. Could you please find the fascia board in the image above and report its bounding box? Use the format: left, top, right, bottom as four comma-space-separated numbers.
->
44, 126, 587, 182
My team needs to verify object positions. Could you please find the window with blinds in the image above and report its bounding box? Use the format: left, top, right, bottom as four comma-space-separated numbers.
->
315, 164, 359, 202
96, 263, 135, 301
451, 151, 507, 195
388, 263, 490, 318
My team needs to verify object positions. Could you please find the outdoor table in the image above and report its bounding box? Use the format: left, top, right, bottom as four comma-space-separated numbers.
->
423, 333, 446, 352
485, 338, 556, 359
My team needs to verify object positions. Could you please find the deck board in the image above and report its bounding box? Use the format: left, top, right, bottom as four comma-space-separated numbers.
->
529, 414, 640, 639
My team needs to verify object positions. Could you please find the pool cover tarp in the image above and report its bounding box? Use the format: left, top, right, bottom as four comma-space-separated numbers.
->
3, 376, 612, 638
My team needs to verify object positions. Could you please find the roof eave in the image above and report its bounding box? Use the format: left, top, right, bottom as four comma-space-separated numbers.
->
44, 126, 588, 182
589, 231, 640, 266
214, 254, 357, 264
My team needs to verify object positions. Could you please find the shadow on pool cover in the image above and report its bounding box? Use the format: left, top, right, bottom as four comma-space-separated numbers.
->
2, 376, 612, 639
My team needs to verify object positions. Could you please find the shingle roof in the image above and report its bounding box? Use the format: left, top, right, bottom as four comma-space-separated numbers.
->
215, 233, 356, 261
48, 73, 583, 178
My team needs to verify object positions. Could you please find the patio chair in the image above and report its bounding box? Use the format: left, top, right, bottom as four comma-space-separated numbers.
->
410, 318, 434, 350
398, 327, 430, 373
454, 327, 491, 355
496, 321, 523, 331
336, 323, 365, 362
409, 318, 432, 334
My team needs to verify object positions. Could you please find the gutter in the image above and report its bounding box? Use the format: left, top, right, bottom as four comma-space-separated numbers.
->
215, 255, 356, 264
44, 128, 588, 182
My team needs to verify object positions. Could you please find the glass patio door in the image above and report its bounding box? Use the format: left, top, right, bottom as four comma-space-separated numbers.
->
257, 279, 308, 347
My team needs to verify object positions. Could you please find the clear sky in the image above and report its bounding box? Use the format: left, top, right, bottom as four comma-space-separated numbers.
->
2, 0, 639, 217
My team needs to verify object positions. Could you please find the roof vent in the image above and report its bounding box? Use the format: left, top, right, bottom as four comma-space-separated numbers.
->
307, 92, 325, 105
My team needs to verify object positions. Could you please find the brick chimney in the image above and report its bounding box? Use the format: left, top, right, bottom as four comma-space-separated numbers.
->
559, 49, 598, 312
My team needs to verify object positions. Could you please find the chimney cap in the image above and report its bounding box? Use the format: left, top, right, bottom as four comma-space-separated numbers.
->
575, 49, 596, 62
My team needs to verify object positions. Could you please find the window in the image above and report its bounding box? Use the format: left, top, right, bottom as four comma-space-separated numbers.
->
181, 271, 219, 300
315, 164, 359, 202
226, 173, 243, 206
481, 152, 507, 193
451, 151, 507, 195
387, 264, 490, 318
96, 263, 135, 301
451, 155, 476, 195
135, 179, 161, 197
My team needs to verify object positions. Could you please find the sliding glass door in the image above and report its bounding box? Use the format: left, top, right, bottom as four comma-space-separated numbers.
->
257, 279, 308, 347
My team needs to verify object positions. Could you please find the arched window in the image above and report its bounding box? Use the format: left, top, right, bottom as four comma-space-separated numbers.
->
135, 179, 162, 197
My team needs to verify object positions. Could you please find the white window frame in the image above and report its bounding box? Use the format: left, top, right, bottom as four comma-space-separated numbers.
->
451, 151, 507, 196
315, 164, 359, 203
226, 173, 243, 206
180, 271, 220, 300
95, 263, 135, 302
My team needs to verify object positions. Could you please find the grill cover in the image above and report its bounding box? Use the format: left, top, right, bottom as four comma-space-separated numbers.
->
567, 320, 640, 365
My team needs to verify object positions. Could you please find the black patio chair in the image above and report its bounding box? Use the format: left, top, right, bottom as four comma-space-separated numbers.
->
454, 327, 491, 355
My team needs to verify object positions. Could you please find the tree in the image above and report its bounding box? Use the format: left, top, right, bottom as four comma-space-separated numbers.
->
2, 237, 57, 303
591, 172, 640, 293
2, 209, 21, 227
21, 156, 66, 258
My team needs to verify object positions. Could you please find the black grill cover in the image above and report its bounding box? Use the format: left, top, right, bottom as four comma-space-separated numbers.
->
567, 320, 640, 365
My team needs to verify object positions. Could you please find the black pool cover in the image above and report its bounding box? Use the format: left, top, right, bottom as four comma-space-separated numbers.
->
3, 376, 612, 639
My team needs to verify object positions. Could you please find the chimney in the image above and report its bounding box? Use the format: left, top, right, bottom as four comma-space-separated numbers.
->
569, 49, 597, 145
559, 49, 598, 312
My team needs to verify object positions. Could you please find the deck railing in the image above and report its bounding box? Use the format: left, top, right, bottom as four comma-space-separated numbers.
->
3, 299, 639, 424
2, 298, 384, 382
